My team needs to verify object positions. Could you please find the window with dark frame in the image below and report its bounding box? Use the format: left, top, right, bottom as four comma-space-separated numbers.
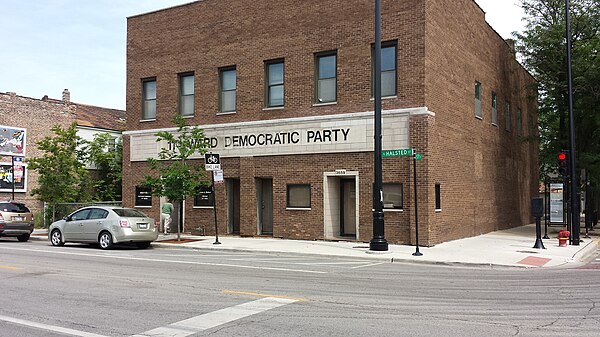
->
194, 185, 214, 207
491, 92, 498, 125
287, 184, 311, 208
382, 183, 403, 209
179, 73, 194, 117
435, 183, 441, 210
315, 52, 337, 103
475, 81, 482, 118
142, 78, 156, 120
265, 60, 284, 108
219, 67, 236, 113
135, 186, 152, 207
372, 41, 397, 97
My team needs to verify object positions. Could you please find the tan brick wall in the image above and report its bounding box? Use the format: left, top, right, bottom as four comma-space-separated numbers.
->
0, 92, 77, 215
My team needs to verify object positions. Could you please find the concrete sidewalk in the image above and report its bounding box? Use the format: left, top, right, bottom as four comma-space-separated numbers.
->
31, 224, 598, 269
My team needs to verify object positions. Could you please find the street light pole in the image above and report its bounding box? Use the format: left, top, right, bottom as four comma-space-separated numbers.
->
565, 0, 579, 245
370, 0, 388, 251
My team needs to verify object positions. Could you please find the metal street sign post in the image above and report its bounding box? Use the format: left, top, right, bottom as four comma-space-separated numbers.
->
383, 148, 424, 254
204, 153, 221, 245
412, 149, 422, 256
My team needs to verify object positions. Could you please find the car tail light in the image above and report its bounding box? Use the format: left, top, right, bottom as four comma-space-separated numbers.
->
0, 223, 4, 229
31, 214, 34, 220
119, 219, 130, 228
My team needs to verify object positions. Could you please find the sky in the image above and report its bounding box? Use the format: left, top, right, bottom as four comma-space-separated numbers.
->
0, 0, 526, 111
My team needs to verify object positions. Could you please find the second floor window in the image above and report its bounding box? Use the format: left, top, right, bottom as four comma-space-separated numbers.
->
266, 61, 284, 108
179, 73, 194, 117
142, 79, 156, 120
315, 52, 336, 103
475, 81, 482, 118
372, 42, 397, 97
220, 67, 236, 113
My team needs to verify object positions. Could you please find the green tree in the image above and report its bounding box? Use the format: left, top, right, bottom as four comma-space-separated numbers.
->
28, 123, 91, 222
516, 0, 600, 189
140, 115, 211, 239
81, 133, 123, 201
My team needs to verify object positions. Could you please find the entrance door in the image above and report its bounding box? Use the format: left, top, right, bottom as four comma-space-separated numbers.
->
256, 178, 273, 235
226, 179, 240, 234
340, 178, 356, 237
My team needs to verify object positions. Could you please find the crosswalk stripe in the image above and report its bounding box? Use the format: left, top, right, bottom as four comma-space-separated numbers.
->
132, 297, 297, 337
0, 314, 108, 337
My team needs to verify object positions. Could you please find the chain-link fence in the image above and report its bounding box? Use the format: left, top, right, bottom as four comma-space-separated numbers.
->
43, 201, 122, 228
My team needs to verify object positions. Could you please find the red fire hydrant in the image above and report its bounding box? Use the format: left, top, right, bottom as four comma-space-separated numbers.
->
558, 229, 570, 247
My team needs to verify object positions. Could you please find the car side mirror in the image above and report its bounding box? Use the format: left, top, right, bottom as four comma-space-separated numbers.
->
64, 216, 70, 221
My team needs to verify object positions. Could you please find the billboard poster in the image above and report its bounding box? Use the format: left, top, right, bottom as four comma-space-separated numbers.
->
0, 125, 27, 157
550, 183, 564, 223
0, 162, 27, 192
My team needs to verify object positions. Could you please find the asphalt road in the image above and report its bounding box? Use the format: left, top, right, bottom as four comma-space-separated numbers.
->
0, 239, 598, 337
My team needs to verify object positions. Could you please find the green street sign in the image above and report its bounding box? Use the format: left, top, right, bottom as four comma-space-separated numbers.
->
382, 148, 413, 158
415, 153, 423, 161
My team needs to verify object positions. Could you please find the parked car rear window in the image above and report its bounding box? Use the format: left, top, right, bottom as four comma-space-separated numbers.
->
0, 202, 31, 213
112, 208, 148, 218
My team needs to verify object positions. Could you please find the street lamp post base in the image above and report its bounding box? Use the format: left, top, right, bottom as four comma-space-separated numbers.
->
532, 239, 546, 249
369, 238, 388, 251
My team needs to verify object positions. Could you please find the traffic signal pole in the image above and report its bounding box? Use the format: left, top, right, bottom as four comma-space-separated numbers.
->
565, 0, 580, 245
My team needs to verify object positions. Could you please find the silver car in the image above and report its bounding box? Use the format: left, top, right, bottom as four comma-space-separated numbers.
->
48, 206, 158, 249
0, 201, 34, 242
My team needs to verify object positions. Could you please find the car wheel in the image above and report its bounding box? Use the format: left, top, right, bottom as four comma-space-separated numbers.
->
50, 230, 64, 246
135, 241, 152, 249
98, 231, 113, 250
17, 233, 30, 242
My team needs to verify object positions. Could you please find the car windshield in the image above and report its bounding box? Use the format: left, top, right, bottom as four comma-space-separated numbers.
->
112, 208, 148, 218
0, 202, 30, 213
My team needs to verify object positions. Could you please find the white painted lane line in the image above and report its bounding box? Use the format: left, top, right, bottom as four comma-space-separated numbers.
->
350, 262, 386, 269
227, 257, 311, 261
294, 261, 375, 265
132, 297, 297, 337
0, 314, 109, 337
0, 246, 327, 274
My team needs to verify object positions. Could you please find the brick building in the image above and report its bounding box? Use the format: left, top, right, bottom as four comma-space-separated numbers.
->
124, 0, 538, 246
0, 90, 125, 215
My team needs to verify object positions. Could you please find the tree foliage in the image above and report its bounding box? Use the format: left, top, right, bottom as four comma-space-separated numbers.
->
516, 0, 600, 186
140, 114, 210, 207
28, 122, 91, 204
81, 133, 122, 201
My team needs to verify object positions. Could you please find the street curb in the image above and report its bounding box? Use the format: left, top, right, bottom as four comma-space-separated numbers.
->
150, 242, 527, 269
572, 239, 599, 263
28, 232, 598, 270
